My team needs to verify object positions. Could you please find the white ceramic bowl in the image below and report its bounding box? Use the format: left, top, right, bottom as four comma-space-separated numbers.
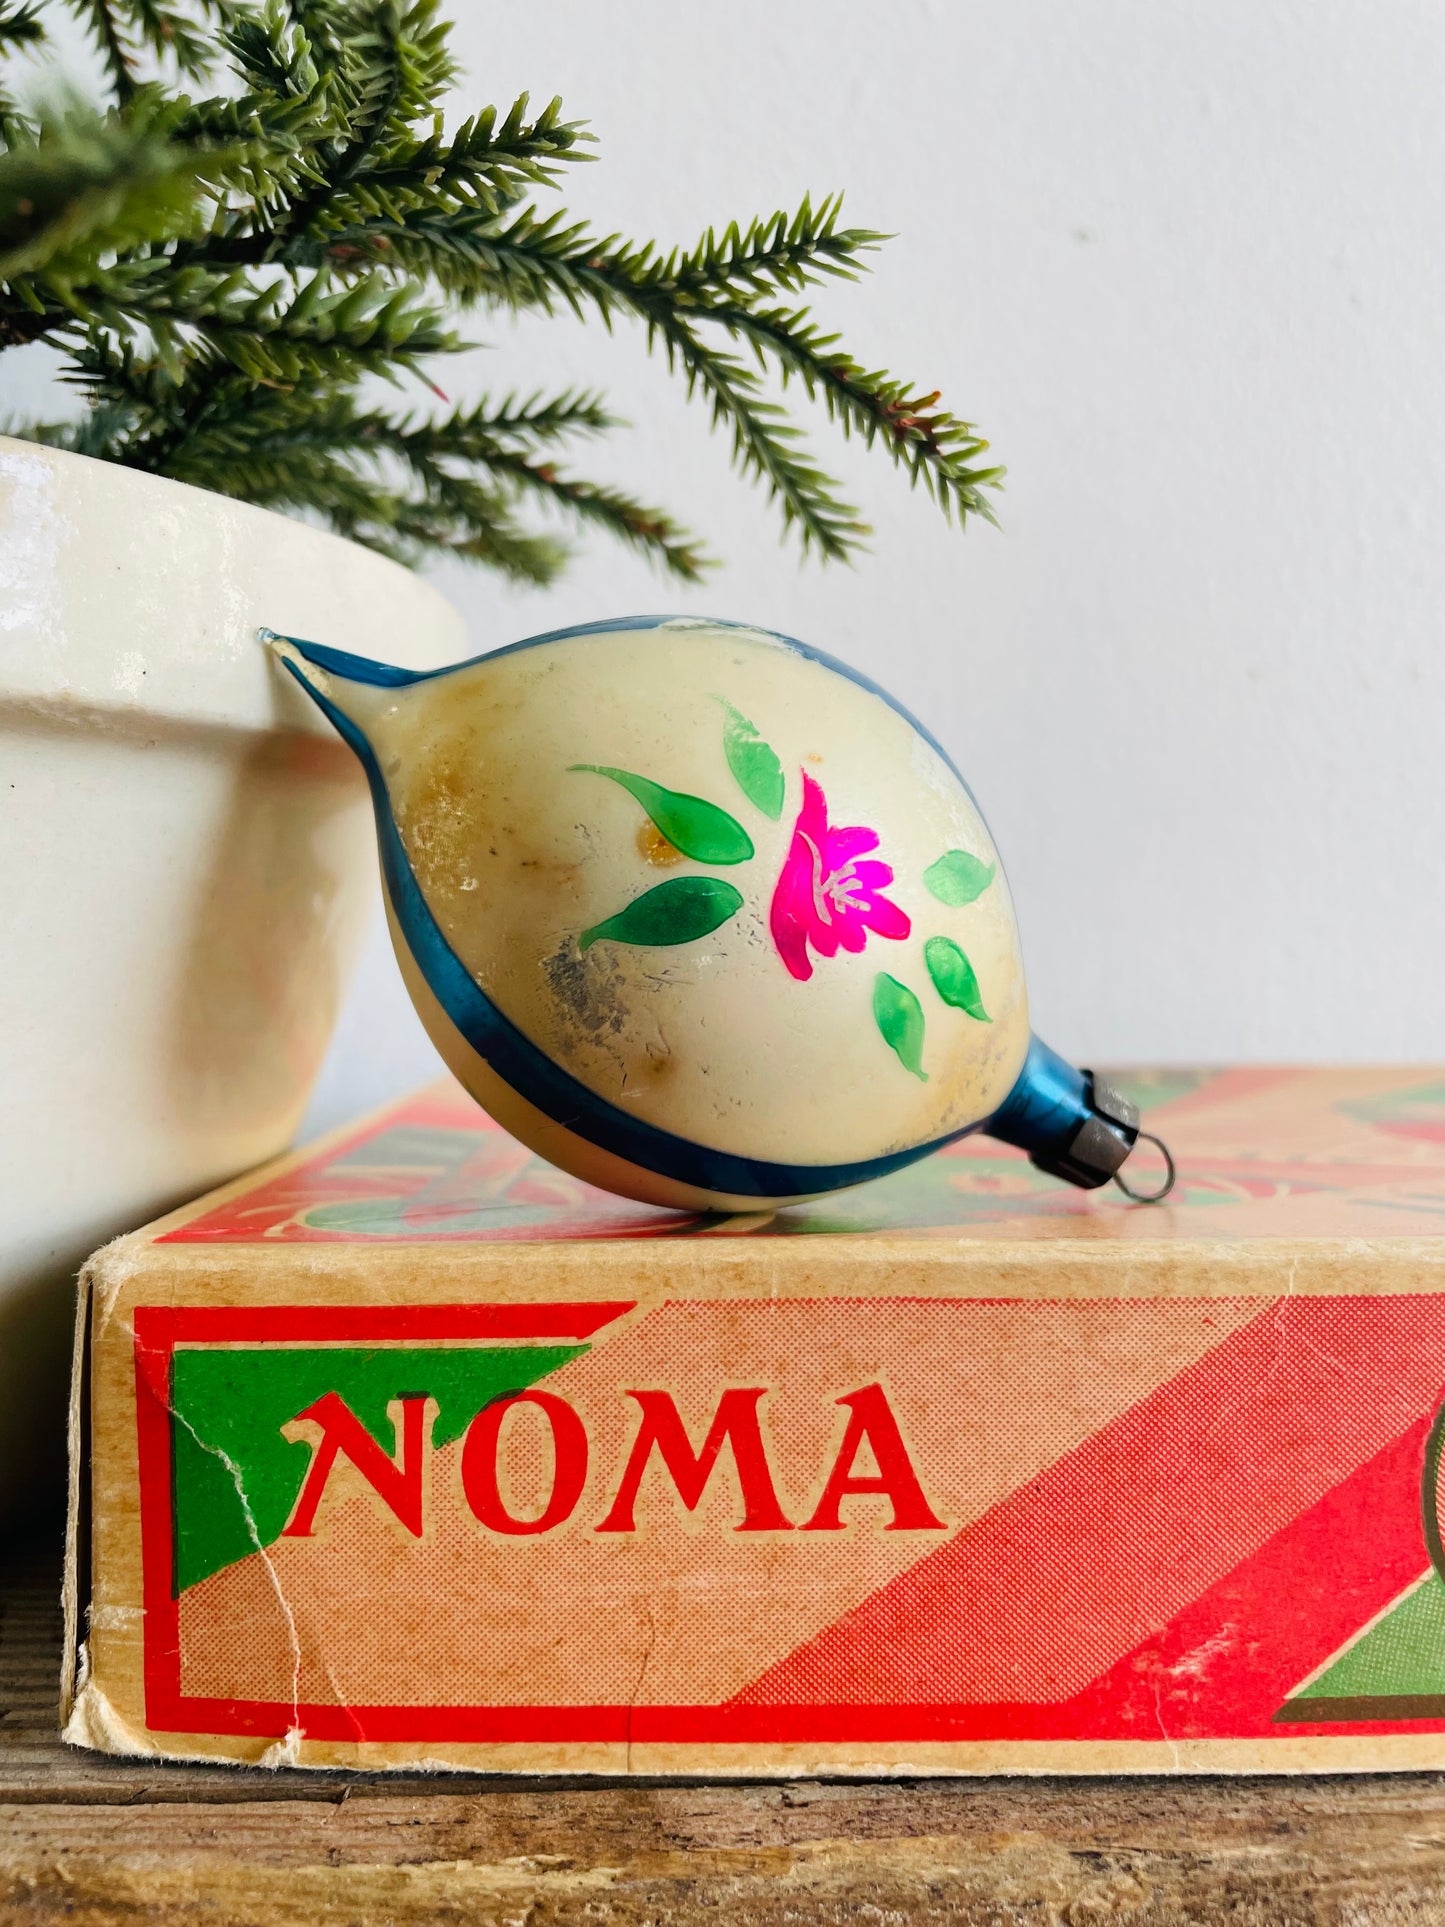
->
0, 438, 462, 1524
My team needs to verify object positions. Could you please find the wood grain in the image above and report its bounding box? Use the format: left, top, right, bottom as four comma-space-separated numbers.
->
3, 1531, 1445, 1922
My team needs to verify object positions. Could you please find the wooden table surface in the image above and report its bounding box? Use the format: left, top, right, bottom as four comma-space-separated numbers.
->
1, 1530, 1443, 1924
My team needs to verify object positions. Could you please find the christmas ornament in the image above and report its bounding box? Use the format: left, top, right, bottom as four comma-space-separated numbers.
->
270, 616, 1174, 1212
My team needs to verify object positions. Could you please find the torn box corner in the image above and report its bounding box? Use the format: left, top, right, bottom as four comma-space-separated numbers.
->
61, 1675, 158, 1759
81, 1231, 157, 1340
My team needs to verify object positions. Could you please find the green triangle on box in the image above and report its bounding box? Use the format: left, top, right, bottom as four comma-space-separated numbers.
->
1288, 1569, 1445, 1705
170, 1343, 586, 1595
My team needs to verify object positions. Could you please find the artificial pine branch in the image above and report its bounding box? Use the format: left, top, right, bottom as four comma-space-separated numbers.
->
0, 98, 227, 300
0, 2, 45, 42
0, 0, 44, 117
66, 0, 139, 100
622, 195, 885, 299
695, 300, 1005, 525
378, 406, 706, 578
437, 389, 616, 445
0, 0, 1003, 583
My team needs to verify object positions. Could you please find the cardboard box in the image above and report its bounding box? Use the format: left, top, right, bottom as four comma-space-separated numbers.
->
64, 1068, 1445, 1775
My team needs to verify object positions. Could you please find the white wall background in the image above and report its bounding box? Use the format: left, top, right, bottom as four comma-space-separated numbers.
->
16, 2, 1445, 1135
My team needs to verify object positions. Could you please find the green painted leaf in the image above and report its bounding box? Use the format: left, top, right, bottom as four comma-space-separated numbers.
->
872, 972, 928, 1080
924, 935, 991, 1022
719, 701, 785, 820
923, 849, 996, 907
570, 764, 753, 863
579, 876, 744, 951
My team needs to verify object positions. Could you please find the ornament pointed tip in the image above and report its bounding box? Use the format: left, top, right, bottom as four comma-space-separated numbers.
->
263, 629, 332, 703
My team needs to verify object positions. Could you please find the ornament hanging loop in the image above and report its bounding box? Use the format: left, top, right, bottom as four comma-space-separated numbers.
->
1112, 1131, 1176, 1205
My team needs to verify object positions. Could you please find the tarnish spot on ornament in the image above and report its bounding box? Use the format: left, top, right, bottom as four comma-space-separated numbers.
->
643, 1038, 679, 1084
579, 876, 745, 952
923, 849, 996, 907
398, 751, 481, 903
543, 939, 634, 1088
873, 972, 928, 1080
637, 821, 686, 866
925, 935, 991, 1022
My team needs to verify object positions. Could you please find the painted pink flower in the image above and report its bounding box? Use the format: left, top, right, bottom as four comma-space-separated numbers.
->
768, 772, 911, 981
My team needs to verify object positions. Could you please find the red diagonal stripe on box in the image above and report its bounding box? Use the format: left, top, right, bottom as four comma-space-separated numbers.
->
734, 1295, 1445, 1709
1063, 1415, 1432, 1739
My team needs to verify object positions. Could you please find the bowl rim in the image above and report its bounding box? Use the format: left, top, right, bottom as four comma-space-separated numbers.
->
0, 435, 465, 738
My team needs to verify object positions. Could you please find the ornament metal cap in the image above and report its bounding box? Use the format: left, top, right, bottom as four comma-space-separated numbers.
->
985, 1045, 1176, 1201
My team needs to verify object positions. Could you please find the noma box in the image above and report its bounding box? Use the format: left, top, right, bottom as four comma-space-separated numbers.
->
63, 1068, 1445, 1775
